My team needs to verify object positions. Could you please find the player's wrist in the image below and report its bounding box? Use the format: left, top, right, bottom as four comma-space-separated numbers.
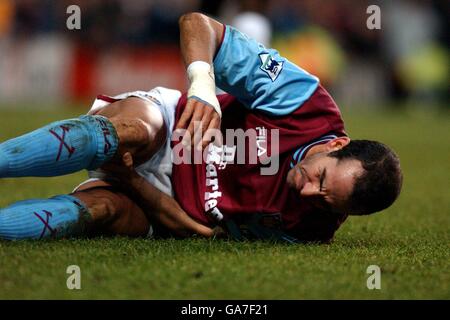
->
187, 61, 221, 117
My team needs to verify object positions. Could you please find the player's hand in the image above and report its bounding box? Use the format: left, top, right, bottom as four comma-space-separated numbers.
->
103, 153, 219, 239
100, 152, 140, 185
175, 98, 221, 151
211, 225, 227, 239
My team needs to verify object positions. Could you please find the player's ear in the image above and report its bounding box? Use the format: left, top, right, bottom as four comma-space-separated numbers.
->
325, 137, 350, 152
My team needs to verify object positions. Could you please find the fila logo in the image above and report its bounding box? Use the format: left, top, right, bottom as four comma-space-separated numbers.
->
259, 53, 284, 81
256, 126, 267, 156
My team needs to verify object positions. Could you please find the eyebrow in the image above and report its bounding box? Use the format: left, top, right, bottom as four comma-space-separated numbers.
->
319, 168, 327, 192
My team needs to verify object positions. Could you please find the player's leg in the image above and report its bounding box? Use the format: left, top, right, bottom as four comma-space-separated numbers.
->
94, 96, 167, 168
0, 98, 166, 178
0, 184, 150, 240
73, 186, 150, 237
0, 194, 92, 240
0, 115, 119, 178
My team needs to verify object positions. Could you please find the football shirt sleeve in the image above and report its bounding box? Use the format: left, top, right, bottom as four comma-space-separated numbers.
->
213, 25, 319, 116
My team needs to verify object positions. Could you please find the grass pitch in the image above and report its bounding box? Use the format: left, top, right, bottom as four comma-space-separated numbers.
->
0, 105, 449, 299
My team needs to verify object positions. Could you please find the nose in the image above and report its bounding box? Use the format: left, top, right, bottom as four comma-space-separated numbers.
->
300, 182, 321, 197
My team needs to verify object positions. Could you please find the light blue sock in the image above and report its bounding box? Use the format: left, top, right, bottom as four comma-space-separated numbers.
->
0, 115, 118, 177
0, 195, 92, 240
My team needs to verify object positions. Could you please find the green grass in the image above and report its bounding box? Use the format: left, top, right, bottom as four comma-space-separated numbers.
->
0, 105, 449, 299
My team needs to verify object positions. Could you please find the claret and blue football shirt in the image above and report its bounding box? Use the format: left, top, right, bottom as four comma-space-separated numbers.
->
171, 25, 348, 243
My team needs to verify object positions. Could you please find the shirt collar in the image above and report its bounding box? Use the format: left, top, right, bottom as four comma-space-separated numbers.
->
290, 134, 338, 168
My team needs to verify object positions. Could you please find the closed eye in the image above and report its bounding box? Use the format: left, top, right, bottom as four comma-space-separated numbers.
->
319, 168, 326, 192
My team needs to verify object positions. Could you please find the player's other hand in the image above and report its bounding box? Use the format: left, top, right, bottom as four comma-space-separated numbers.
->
174, 97, 221, 151
101, 152, 139, 184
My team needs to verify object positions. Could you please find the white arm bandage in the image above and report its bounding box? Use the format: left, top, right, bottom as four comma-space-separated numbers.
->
187, 61, 222, 117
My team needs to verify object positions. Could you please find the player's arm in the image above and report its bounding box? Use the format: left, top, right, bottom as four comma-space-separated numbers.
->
104, 153, 216, 238
176, 12, 224, 150
177, 13, 320, 148
126, 171, 215, 238
179, 12, 224, 70
212, 22, 319, 115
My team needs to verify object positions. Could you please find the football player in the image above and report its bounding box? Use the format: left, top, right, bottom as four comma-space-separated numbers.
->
0, 13, 402, 243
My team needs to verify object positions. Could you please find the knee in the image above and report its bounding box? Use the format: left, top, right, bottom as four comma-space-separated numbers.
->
109, 117, 165, 166
85, 193, 122, 223
110, 117, 162, 165
90, 193, 150, 236
110, 117, 151, 147
73, 189, 150, 236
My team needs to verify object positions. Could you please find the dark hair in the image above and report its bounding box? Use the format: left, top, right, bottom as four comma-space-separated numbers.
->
328, 140, 403, 215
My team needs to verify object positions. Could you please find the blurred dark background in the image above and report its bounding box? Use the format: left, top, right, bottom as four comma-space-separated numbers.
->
0, 0, 448, 108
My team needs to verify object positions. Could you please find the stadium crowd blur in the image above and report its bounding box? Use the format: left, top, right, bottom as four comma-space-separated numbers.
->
0, 0, 447, 107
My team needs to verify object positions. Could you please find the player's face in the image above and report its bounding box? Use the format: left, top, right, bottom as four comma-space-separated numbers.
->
286, 153, 363, 213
